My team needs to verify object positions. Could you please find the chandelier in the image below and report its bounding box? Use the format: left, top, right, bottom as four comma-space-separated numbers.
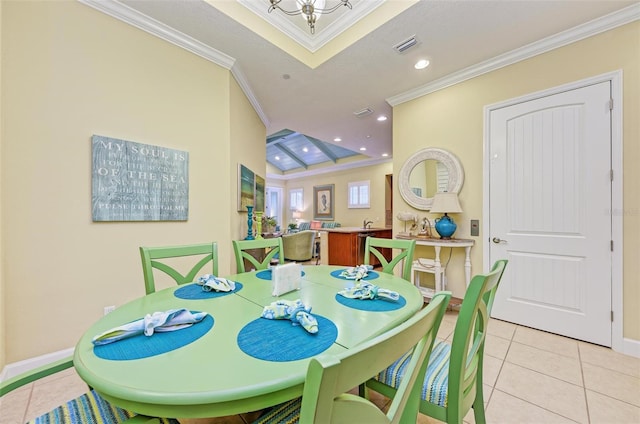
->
268, 0, 353, 34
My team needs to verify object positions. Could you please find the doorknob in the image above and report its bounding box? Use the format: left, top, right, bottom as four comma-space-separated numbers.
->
492, 237, 508, 244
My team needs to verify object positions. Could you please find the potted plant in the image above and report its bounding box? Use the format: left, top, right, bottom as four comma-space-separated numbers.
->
288, 222, 298, 233
262, 215, 278, 234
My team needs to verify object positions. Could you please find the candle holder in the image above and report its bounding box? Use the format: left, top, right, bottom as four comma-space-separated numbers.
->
254, 211, 263, 239
245, 205, 255, 240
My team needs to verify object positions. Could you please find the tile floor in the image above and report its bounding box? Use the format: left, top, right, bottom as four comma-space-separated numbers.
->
1, 311, 639, 424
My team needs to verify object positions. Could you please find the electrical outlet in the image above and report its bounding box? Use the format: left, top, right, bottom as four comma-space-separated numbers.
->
103, 305, 116, 315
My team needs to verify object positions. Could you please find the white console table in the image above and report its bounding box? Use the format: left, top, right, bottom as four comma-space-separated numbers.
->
397, 236, 474, 302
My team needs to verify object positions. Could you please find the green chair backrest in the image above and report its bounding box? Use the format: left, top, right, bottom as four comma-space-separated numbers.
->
299, 292, 451, 424
364, 237, 416, 281
364, 259, 508, 424
442, 259, 508, 423
139, 242, 218, 295
0, 356, 74, 397
428, 259, 508, 423
0, 356, 179, 424
232, 237, 284, 273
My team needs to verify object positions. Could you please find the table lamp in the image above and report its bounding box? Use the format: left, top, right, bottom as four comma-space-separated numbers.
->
430, 192, 463, 239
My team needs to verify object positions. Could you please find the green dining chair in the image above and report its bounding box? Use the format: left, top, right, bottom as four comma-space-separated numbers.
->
139, 242, 218, 295
252, 291, 452, 424
0, 356, 179, 424
364, 237, 416, 281
366, 259, 508, 424
232, 237, 284, 273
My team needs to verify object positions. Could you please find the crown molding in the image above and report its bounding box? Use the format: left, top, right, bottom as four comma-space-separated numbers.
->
79, 0, 235, 68
78, 0, 269, 126
387, 3, 640, 106
267, 156, 391, 181
231, 66, 271, 127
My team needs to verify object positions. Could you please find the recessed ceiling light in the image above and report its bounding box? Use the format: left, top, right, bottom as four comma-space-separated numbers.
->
377, 115, 387, 121
302, 147, 308, 152
382, 153, 389, 157
415, 59, 430, 70
275, 156, 280, 160
359, 147, 367, 151
334, 137, 341, 142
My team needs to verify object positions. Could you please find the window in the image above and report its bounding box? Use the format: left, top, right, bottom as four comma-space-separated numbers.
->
289, 188, 303, 212
348, 181, 370, 208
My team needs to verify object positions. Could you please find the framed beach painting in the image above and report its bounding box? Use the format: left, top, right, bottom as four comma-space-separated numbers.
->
254, 174, 265, 212
313, 184, 334, 220
238, 164, 255, 211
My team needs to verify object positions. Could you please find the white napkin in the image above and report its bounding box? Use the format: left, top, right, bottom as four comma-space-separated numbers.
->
340, 264, 373, 280
261, 299, 318, 334
338, 282, 400, 302
196, 274, 236, 292
92, 308, 208, 346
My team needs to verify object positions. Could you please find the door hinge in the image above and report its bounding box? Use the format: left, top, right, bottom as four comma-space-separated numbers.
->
609, 98, 614, 110
611, 240, 614, 252
610, 169, 614, 182
611, 310, 614, 322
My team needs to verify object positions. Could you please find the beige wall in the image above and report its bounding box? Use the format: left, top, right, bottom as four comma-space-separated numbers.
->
0, 1, 264, 365
278, 162, 393, 228
229, 76, 267, 268
0, 0, 5, 370
393, 22, 640, 341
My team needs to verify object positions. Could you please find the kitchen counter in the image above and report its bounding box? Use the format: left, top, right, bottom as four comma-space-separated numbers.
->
326, 227, 392, 266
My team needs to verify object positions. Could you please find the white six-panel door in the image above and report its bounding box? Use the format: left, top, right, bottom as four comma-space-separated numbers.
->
489, 81, 612, 346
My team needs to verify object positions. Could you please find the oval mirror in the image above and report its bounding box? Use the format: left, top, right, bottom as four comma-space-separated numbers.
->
398, 148, 464, 210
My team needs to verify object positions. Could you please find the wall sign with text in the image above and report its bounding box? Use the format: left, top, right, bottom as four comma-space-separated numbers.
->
91, 135, 189, 221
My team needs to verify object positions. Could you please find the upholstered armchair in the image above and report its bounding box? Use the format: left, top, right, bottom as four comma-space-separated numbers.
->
282, 230, 316, 262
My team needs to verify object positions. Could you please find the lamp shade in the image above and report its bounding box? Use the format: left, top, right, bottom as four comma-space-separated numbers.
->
430, 192, 463, 214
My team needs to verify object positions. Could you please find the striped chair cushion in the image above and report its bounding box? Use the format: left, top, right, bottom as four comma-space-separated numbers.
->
252, 398, 301, 424
297, 222, 311, 231
321, 222, 337, 228
28, 389, 179, 424
375, 340, 451, 407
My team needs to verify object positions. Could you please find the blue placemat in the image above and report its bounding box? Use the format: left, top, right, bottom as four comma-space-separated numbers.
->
94, 314, 214, 361
335, 294, 406, 312
256, 269, 305, 280
330, 269, 379, 281
174, 282, 243, 300
237, 315, 337, 362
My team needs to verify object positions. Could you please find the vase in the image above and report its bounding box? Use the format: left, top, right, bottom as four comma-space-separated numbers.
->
434, 214, 457, 239
254, 211, 263, 239
245, 205, 255, 240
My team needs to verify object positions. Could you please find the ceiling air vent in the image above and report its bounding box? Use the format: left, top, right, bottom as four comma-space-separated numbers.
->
353, 107, 373, 118
393, 35, 418, 54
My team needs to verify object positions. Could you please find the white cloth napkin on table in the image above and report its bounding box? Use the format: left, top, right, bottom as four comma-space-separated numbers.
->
339, 265, 373, 280
338, 282, 400, 302
196, 274, 236, 292
261, 299, 318, 334
92, 308, 208, 346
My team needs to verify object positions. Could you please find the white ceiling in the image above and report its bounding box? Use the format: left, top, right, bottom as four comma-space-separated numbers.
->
85, 0, 638, 176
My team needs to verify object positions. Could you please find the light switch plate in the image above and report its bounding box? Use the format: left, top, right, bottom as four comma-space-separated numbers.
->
470, 219, 479, 236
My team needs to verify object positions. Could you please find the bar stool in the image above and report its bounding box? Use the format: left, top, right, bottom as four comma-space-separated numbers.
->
411, 257, 445, 300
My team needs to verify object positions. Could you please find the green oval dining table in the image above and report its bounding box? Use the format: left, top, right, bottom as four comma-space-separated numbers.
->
73, 265, 423, 419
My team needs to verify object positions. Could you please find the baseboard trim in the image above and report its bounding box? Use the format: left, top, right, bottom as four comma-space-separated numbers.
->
0, 347, 75, 382
622, 337, 640, 359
